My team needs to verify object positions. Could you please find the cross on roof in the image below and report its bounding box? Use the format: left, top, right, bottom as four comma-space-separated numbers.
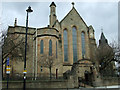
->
72, 2, 75, 7
101, 26, 103, 32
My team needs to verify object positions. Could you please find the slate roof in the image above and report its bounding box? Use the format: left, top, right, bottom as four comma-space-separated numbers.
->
99, 32, 108, 45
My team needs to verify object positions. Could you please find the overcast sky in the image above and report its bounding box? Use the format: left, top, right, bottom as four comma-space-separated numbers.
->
1, 1, 118, 44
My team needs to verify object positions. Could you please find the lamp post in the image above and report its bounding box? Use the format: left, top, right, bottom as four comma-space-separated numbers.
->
23, 6, 33, 90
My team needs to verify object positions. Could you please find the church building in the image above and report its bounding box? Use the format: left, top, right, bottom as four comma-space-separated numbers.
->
4, 2, 102, 84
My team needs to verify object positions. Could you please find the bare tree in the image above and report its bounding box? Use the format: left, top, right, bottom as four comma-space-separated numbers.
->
0, 30, 7, 46
110, 41, 120, 75
96, 40, 120, 76
110, 41, 120, 62
1, 33, 29, 78
2, 33, 29, 64
38, 54, 59, 80
97, 44, 115, 75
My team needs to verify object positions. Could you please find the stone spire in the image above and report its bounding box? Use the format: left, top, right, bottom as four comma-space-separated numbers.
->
99, 31, 108, 45
14, 18, 17, 26
100, 32, 106, 40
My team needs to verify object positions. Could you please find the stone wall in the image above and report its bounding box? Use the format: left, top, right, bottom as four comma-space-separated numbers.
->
2, 77, 119, 89
101, 77, 119, 86
2, 80, 75, 89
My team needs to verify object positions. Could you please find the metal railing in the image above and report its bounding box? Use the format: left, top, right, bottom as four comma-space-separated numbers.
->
3, 73, 65, 81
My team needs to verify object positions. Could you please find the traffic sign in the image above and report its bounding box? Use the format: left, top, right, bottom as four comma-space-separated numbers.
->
7, 58, 9, 66
6, 65, 10, 74
23, 70, 27, 74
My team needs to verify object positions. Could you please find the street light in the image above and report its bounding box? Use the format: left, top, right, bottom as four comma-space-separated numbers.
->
23, 6, 33, 90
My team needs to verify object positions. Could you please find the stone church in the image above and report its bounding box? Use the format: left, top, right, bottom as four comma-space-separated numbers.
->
3, 2, 115, 86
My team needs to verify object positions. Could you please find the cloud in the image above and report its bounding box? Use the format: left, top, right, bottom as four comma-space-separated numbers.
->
1, 2, 118, 43
74, 2, 118, 43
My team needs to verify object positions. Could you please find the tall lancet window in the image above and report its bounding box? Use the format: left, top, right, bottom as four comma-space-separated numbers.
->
56, 41, 57, 58
81, 32, 86, 58
72, 27, 77, 63
40, 40, 44, 54
64, 30, 68, 62
49, 40, 52, 56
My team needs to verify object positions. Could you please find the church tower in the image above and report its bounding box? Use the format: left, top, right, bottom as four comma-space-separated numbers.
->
49, 2, 57, 27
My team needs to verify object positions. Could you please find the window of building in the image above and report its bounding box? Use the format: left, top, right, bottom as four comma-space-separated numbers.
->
81, 32, 86, 57
56, 41, 57, 58
40, 40, 44, 54
72, 27, 78, 63
41, 66, 43, 72
49, 40, 52, 56
64, 30, 68, 62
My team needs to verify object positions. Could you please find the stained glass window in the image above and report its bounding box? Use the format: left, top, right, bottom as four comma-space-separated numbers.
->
72, 27, 77, 63
49, 40, 52, 56
64, 30, 68, 62
81, 32, 86, 57
40, 40, 44, 54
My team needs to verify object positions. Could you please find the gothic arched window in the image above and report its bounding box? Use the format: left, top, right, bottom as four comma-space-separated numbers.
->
64, 30, 68, 62
72, 27, 77, 63
56, 41, 57, 58
81, 32, 86, 57
49, 40, 52, 56
40, 40, 44, 54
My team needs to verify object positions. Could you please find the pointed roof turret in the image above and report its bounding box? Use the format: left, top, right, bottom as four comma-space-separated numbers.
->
100, 32, 106, 40
50, 2, 56, 7
100, 28, 106, 40
99, 31, 108, 45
